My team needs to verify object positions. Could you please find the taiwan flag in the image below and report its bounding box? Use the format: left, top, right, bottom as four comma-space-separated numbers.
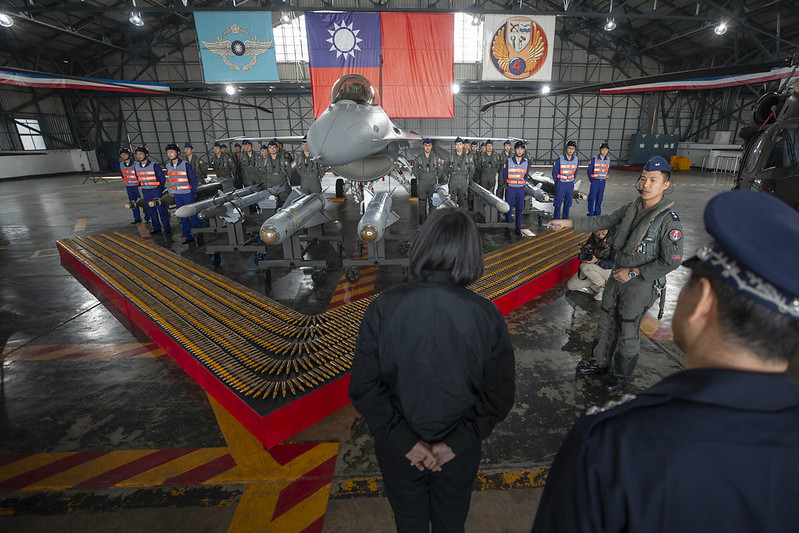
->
306, 12, 454, 119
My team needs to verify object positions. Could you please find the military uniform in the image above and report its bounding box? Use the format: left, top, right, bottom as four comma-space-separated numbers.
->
477, 150, 503, 193
446, 151, 474, 208
210, 151, 236, 192
185, 152, 208, 183
412, 151, 444, 223
261, 153, 291, 206
574, 195, 683, 381
496, 145, 513, 200
296, 151, 324, 195
237, 149, 261, 187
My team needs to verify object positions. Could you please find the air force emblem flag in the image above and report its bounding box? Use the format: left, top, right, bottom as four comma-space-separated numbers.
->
195, 12, 279, 83
482, 15, 555, 82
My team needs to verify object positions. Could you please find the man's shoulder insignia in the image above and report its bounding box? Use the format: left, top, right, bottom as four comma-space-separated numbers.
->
585, 394, 637, 416
669, 229, 682, 242
670, 211, 680, 221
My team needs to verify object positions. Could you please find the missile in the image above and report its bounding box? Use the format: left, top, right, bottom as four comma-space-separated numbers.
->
432, 184, 458, 209
175, 184, 260, 218
528, 172, 587, 200
124, 198, 147, 210
148, 194, 175, 208
525, 183, 551, 202
217, 187, 285, 224
469, 182, 510, 214
259, 190, 329, 245
573, 180, 588, 201
357, 191, 400, 243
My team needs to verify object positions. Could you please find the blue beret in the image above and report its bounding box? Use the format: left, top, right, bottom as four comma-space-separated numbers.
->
643, 155, 671, 172
455, 137, 464, 143
234, 143, 241, 147
504, 140, 511, 146
485, 140, 493, 145
268, 139, 278, 146
423, 138, 432, 144
691, 190, 799, 318
242, 140, 252, 145
260, 144, 269, 150
213, 141, 222, 147
184, 142, 193, 148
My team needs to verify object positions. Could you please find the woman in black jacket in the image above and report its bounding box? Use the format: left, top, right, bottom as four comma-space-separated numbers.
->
349, 208, 516, 533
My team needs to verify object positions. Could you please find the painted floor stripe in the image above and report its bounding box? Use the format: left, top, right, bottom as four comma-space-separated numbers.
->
1, 343, 164, 362
300, 516, 326, 533
117, 448, 230, 487
0, 452, 108, 492
25, 449, 153, 491
271, 455, 338, 520
74, 218, 87, 232
268, 485, 333, 532
163, 453, 236, 486
74, 448, 197, 489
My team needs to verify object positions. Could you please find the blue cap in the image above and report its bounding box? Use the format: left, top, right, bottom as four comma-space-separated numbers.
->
260, 144, 269, 150
504, 140, 511, 146
485, 140, 493, 145
470, 141, 478, 146
643, 155, 671, 172
213, 141, 222, 147
479, 142, 485, 147
234, 143, 241, 147
302, 135, 307, 142
688, 191, 799, 319
221, 143, 227, 148
455, 136, 464, 143
242, 140, 252, 145
423, 138, 432, 144
268, 139, 278, 146
184, 142, 193, 148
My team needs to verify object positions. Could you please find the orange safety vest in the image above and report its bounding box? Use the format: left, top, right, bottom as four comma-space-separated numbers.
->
120, 164, 139, 186
167, 159, 192, 192
590, 156, 610, 179
556, 155, 578, 182
506, 157, 528, 186
136, 162, 160, 189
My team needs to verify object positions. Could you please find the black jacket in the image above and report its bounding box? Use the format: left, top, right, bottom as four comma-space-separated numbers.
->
577, 229, 616, 270
349, 271, 515, 456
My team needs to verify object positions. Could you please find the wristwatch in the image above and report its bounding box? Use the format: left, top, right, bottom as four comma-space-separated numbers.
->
628, 269, 637, 279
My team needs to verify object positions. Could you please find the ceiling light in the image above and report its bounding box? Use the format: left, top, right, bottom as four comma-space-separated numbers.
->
225, 85, 237, 96
714, 22, 727, 35
541, 85, 551, 95
0, 12, 14, 28
604, 18, 617, 31
129, 12, 144, 27
471, 14, 482, 26
451, 83, 461, 95
280, 13, 291, 25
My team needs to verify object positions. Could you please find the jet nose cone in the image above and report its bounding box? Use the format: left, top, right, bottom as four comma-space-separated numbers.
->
260, 226, 280, 245
360, 225, 378, 243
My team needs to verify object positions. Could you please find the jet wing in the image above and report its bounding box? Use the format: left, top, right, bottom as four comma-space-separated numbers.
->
216, 135, 306, 145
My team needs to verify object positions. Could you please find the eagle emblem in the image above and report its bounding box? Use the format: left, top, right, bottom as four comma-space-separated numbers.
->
201, 23, 273, 72
489, 17, 548, 80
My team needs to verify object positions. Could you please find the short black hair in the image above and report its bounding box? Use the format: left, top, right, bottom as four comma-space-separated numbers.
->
409, 208, 484, 286
687, 262, 799, 364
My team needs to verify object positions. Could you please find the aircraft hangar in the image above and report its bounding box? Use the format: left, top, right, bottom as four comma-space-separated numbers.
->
1, 1, 798, 531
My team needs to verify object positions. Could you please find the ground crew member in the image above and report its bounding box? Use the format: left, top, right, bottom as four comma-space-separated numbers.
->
503, 141, 529, 236
184, 142, 207, 184
134, 146, 171, 235
552, 140, 579, 220
548, 155, 683, 392
587, 142, 611, 216
445, 137, 474, 208
119, 148, 141, 224
263, 139, 292, 206
164, 143, 201, 244
496, 140, 513, 201
533, 190, 799, 533
232, 143, 244, 188
237, 140, 261, 187
210, 141, 236, 192
477, 139, 502, 195
296, 136, 324, 195
412, 138, 444, 224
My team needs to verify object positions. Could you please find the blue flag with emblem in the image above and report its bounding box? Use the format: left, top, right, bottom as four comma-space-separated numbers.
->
194, 12, 279, 83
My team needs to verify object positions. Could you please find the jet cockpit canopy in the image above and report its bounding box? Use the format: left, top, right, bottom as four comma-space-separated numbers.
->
331, 74, 376, 105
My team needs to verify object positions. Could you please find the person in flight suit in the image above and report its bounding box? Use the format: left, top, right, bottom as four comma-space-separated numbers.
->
551, 140, 579, 220
296, 136, 325, 195
496, 140, 513, 201
503, 141, 530, 236
412, 138, 444, 224
446, 137, 474, 209
134, 146, 172, 235
276, 140, 293, 165
549, 155, 683, 392
262, 138, 292, 206
237, 140, 261, 187
164, 143, 201, 244
532, 190, 799, 533
119, 148, 141, 224
183, 142, 207, 184
586, 142, 611, 216
232, 143, 244, 188
210, 141, 236, 192
477, 140, 502, 195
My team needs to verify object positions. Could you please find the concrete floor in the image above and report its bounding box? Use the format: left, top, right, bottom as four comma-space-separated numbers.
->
0, 167, 749, 532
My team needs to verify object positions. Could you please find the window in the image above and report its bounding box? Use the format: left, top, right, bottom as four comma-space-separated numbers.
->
16, 118, 46, 150
274, 15, 309, 62
454, 13, 483, 63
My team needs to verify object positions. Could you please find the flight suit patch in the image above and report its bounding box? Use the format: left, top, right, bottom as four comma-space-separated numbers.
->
669, 229, 682, 242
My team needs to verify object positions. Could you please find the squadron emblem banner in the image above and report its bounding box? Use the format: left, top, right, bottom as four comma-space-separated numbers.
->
482, 15, 555, 82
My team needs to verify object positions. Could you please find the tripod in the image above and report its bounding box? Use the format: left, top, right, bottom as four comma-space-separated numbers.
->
82, 149, 109, 184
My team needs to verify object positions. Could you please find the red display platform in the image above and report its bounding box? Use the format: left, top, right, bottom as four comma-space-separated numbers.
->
493, 257, 580, 316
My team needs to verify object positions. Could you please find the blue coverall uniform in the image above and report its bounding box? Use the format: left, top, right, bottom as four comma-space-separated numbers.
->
503, 156, 529, 234
120, 159, 141, 223
136, 160, 172, 233
552, 154, 579, 220
166, 158, 200, 242
586, 154, 610, 216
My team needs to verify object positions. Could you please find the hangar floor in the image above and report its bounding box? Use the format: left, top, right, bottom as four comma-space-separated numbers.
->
2, 166, 790, 532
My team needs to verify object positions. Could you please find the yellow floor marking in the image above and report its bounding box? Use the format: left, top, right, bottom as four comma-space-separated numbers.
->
30, 248, 60, 259
74, 218, 87, 232
25, 450, 153, 491
0, 453, 75, 483
329, 284, 375, 303
639, 315, 661, 340
3, 343, 164, 361
116, 448, 231, 487
270, 443, 339, 482
268, 485, 333, 532
226, 483, 281, 533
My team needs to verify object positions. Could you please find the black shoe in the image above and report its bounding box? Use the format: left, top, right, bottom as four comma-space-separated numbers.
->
606, 374, 627, 393
182, 237, 195, 244
576, 360, 609, 375
149, 229, 161, 235
515, 229, 522, 236
164, 229, 172, 234
131, 220, 141, 224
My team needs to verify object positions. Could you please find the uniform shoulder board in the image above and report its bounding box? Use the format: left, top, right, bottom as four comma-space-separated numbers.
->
669, 211, 680, 221
584, 394, 637, 416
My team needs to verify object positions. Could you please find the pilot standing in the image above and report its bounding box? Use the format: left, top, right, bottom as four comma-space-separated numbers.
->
587, 142, 611, 216
496, 140, 513, 201
503, 141, 529, 236
134, 146, 172, 235
210, 141, 236, 192
477, 140, 502, 195
237, 140, 261, 187
533, 190, 799, 533
164, 143, 201, 244
276, 140, 293, 165
412, 138, 444, 224
232, 143, 244, 188
552, 140, 579, 220
184, 142, 208, 184
263, 139, 292, 206
296, 136, 324, 195
446, 137, 474, 209
119, 148, 141, 224
548, 156, 683, 392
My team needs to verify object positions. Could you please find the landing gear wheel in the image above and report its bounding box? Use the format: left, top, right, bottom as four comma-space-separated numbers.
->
311, 269, 327, 284
335, 178, 345, 198
210, 252, 221, 267
346, 268, 361, 284
397, 240, 411, 257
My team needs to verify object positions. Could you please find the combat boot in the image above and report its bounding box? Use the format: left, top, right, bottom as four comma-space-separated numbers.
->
576, 359, 609, 375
